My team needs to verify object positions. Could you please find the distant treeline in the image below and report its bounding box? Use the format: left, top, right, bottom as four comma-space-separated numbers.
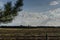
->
0, 25, 60, 28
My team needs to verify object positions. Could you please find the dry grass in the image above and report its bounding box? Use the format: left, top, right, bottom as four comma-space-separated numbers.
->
0, 28, 60, 36
0, 28, 60, 40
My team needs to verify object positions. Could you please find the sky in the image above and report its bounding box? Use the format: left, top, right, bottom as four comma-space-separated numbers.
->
0, 0, 60, 26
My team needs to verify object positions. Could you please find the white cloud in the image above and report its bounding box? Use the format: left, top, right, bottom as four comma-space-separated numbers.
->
20, 8, 60, 26
49, 1, 59, 6
1, 8, 60, 26
45, 20, 60, 26
20, 12, 48, 26
44, 8, 60, 26
0, 11, 48, 26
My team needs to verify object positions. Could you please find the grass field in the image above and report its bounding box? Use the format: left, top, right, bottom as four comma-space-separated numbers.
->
0, 28, 60, 40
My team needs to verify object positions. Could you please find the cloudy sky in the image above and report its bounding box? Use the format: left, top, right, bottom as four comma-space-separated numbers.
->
0, 0, 60, 26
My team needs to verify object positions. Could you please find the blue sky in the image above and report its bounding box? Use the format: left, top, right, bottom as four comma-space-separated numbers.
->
23, 0, 60, 12
0, 0, 60, 12
0, 0, 60, 26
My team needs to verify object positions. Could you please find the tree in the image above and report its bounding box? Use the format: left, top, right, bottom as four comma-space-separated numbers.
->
0, 0, 23, 23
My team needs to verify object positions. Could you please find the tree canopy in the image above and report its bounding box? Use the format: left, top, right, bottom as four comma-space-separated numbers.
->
0, 0, 23, 23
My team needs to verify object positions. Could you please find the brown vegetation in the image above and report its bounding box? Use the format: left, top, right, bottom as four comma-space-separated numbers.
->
0, 28, 60, 40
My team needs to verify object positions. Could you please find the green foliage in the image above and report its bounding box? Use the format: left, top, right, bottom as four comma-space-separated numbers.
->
0, 0, 23, 23
4, 2, 12, 16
